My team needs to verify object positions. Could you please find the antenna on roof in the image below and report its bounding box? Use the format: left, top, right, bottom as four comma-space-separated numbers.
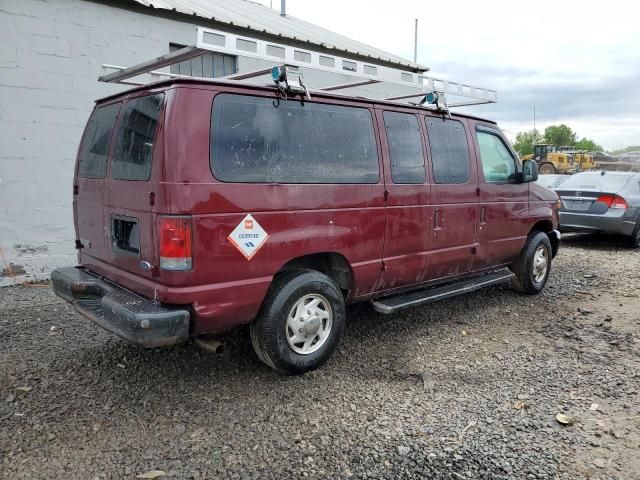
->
414, 19, 418, 64
280, 0, 286, 16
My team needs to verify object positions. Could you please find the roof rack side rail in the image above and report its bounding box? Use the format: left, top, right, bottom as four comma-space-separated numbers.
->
99, 27, 497, 107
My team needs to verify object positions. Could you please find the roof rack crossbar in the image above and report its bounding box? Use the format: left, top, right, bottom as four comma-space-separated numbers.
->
223, 67, 282, 81
99, 27, 497, 108
320, 79, 381, 91
99, 46, 205, 83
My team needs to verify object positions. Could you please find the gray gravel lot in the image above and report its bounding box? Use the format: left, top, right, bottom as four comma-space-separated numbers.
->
1, 234, 639, 480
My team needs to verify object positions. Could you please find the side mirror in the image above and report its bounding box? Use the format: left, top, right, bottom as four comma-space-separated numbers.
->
522, 159, 538, 183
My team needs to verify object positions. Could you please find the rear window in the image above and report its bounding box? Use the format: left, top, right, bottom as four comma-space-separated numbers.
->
112, 93, 164, 181
537, 175, 567, 188
560, 173, 632, 191
77, 103, 120, 178
425, 118, 470, 184
210, 94, 379, 183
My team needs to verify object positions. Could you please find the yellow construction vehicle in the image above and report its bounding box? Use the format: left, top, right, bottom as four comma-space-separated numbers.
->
521, 144, 595, 174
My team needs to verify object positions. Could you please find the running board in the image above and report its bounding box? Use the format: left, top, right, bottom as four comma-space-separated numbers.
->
371, 269, 514, 314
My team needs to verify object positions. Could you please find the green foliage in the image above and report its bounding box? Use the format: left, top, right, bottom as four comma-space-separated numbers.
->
574, 138, 603, 152
543, 124, 576, 147
513, 129, 543, 156
513, 124, 603, 155
610, 145, 640, 155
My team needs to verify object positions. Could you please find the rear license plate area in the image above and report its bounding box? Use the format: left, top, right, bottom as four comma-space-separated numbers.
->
562, 199, 592, 211
111, 216, 140, 254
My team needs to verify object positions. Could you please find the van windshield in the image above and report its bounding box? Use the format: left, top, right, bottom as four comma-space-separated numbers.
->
112, 94, 164, 181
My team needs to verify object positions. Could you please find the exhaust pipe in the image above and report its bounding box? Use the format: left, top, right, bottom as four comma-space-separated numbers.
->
194, 335, 225, 354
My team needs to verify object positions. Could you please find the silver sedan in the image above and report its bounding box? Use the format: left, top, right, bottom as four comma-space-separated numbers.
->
557, 171, 640, 247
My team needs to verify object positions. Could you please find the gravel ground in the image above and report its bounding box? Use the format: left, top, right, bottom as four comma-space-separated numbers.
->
1, 234, 639, 480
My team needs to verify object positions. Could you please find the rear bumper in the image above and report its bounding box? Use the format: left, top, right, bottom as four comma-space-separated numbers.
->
559, 211, 636, 236
51, 267, 190, 347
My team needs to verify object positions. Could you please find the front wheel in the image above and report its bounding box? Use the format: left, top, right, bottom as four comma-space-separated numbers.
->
511, 232, 552, 294
539, 163, 557, 175
250, 271, 346, 374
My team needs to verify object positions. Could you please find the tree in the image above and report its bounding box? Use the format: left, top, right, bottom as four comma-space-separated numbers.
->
574, 138, 603, 152
543, 124, 577, 147
513, 129, 543, 156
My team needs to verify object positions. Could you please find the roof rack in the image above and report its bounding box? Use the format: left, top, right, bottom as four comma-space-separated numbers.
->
99, 27, 497, 108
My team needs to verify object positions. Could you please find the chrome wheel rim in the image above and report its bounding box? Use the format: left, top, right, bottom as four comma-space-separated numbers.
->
532, 245, 549, 283
286, 294, 333, 355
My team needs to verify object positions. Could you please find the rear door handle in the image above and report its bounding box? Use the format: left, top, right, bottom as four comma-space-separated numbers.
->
480, 207, 486, 225
434, 209, 442, 230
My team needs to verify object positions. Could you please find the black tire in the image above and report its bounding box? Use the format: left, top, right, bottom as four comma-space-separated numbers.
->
629, 220, 640, 248
511, 231, 553, 294
539, 163, 556, 175
250, 270, 346, 375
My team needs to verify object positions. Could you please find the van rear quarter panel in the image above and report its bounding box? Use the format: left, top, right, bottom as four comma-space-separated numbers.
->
160, 86, 386, 333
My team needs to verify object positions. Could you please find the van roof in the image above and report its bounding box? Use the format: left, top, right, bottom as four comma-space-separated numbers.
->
97, 77, 498, 125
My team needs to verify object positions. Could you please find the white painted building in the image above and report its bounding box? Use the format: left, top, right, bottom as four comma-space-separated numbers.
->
0, 0, 425, 285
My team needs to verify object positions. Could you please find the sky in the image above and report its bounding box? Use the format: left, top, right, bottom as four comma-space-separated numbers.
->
254, 0, 640, 150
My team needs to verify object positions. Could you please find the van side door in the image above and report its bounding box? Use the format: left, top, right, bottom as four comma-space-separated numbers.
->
472, 123, 530, 269
375, 108, 431, 290
424, 116, 479, 280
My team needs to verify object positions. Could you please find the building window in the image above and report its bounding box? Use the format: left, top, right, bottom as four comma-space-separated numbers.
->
169, 44, 236, 78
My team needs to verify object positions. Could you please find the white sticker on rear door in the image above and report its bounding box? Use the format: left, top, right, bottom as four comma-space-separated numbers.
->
227, 214, 269, 260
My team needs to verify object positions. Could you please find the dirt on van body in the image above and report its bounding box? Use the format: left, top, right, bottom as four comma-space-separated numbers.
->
1, 234, 639, 480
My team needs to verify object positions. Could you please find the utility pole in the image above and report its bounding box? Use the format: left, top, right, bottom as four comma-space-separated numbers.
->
414, 19, 418, 63
533, 106, 536, 133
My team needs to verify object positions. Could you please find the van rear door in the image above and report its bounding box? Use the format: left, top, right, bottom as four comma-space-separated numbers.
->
102, 93, 165, 280
74, 102, 121, 262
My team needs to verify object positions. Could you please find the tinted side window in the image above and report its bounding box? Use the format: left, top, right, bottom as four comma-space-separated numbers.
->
78, 103, 120, 178
425, 118, 470, 184
383, 111, 426, 184
476, 130, 517, 183
112, 94, 164, 181
211, 94, 379, 183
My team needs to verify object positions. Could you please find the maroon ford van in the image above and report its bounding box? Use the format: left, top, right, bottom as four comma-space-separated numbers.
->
52, 78, 560, 374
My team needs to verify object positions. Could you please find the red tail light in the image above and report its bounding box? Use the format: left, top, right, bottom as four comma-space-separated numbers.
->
596, 194, 628, 209
159, 216, 192, 271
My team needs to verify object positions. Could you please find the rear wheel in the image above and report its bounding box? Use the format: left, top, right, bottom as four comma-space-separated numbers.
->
539, 163, 556, 175
629, 220, 640, 248
250, 271, 345, 374
511, 232, 552, 294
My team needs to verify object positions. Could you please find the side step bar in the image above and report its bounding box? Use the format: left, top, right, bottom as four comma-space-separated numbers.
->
372, 269, 514, 314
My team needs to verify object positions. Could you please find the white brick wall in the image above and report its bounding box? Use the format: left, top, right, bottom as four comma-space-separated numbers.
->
0, 0, 394, 285
0, 0, 233, 284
